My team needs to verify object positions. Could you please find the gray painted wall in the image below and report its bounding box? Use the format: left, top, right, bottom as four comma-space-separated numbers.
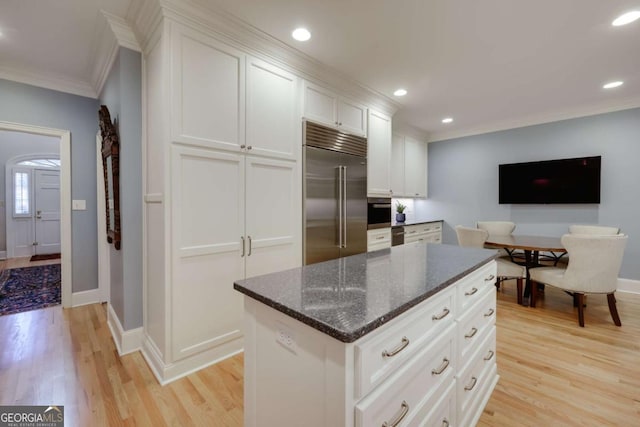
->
0, 79, 99, 292
99, 47, 143, 330
0, 131, 59, 251
416, 107, 640, 280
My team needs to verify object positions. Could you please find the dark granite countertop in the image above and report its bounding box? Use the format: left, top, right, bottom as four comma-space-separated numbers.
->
234, 243, 497, 343
392, 218, 443, 227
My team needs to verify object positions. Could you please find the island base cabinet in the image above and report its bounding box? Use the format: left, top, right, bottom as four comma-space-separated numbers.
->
241, 260, 497, 427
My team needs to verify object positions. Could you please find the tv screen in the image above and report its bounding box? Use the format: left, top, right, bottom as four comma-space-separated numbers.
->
499, 156, 601, 204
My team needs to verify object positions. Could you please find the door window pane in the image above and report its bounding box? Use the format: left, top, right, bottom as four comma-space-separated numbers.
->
14, 172, 30, 216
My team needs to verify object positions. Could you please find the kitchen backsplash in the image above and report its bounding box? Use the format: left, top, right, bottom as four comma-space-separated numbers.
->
392, 198, 416, 223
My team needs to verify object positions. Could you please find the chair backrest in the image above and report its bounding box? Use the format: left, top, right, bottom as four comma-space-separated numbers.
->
455, 226, 489, 248
569, 225, 620, 235
561, 234, 627, 293
476, 221, 516, 236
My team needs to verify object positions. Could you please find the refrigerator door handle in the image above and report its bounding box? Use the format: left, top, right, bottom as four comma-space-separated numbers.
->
342, 166, 347, 248
337, 166, 343, 248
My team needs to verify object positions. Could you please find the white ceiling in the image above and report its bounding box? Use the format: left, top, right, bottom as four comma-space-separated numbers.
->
1, 0, 639, 140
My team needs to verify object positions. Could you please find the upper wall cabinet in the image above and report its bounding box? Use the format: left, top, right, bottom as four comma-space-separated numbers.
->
367, 109, 392, 197
303, 81, 367, 137
391, 133, 427, 198
171, 25, 246, 151
246, 57, 300, 161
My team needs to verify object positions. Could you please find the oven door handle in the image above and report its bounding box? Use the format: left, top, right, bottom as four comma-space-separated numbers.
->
371, 203, 392, 208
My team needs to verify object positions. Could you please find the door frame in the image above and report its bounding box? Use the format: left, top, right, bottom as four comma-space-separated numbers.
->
0, 121, 72, 308
5, 155, 61, 258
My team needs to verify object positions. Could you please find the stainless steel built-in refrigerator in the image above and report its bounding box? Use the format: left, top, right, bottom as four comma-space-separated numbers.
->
303, 121, 367, 265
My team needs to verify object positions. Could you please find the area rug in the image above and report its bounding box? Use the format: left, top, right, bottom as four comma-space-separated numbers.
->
0, 264, 61, 316
30, 253, 61, 262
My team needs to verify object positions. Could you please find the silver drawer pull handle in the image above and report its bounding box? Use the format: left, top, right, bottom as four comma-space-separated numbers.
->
432, 308, 450, 321
376, 236, 385, 240
465, 327, 478, 339
431, 358, 450, 375
382, 337, 410, 358
382, 400, 409, 427
465, 287, 478, 296
484, 308, 495, 317
485, 274, 496, 282
484, 350, 495, 361
442, 419, 449, 427
464, 376, 478, 391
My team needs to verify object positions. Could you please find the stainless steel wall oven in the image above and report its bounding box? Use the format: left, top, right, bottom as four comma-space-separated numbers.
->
367, 197, 391, 230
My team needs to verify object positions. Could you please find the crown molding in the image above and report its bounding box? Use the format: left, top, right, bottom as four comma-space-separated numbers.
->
149, 0, 399, 117
428, 98, 640, 143
127, 0, 164, 53
102, 10, 141, 52
0, 66, 96, 99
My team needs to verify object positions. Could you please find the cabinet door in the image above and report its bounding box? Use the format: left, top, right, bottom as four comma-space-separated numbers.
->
245, 156, 301, 278
367, 110, 392, 197
338, 98, 367, 137
303, 81, 337, 127
390, 134, 405, 197
171, 146, 245, 360
171, 24, 245, 151
404, 136, 427, 198
246, 57, 300, 161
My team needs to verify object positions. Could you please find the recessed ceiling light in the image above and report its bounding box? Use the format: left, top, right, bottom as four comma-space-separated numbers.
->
442, 117, 453, 124
292, 28, 311, 41
603, 81, 623, 89
393, 89, 407, 97
612, 11, 640, 26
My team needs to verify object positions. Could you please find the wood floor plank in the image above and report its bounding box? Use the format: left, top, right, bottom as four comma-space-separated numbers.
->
1, 281, 640, 425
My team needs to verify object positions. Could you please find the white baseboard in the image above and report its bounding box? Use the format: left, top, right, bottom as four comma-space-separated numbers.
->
140, 333, 243, 385
107, 304, 143, 356
617, 278, 640, 295
0, 250, 6, 260
71, 288, 103, 307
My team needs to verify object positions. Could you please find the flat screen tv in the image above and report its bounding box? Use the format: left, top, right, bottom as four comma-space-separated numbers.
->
499, 156, 601, 204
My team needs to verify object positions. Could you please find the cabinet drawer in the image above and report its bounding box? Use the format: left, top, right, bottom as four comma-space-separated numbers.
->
457, 327, 497, 420
367, 228, 391, 252
354, 286, 455, 398
423, 231, 442, 244
355, 324, 456, 427
405, 380, 456, 427
416, 222, 442, 234
457, 261, 497, 313
458, 287, 496, 365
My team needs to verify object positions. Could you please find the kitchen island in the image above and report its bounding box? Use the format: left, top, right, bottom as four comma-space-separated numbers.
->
234, 243, 498, 427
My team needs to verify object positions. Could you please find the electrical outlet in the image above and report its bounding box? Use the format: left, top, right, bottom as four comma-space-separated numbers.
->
275, 322, 297, 354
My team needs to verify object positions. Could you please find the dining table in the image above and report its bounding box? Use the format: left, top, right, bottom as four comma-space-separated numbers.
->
485, 234, 567, 307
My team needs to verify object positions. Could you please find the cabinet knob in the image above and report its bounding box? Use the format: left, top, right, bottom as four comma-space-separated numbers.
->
240, 144, 246, 149
247, 146, 253, 150
334, 121, 339, 125
338, 122, 342, 126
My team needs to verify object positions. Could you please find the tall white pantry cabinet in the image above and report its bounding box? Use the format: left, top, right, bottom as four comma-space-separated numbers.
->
143, 19, 302, 382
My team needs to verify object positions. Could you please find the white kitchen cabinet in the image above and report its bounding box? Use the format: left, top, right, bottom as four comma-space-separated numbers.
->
303, 80, 367, 137
404, 136, 427, 198
143, 20, 302, 383
390, 133, 427, 198
367, 228, 391, 252
169, 145, 301, 366
404, 221, 442, 244
171, 24, 245, 152
246, 56, 300, 161
367, 109, 392, 197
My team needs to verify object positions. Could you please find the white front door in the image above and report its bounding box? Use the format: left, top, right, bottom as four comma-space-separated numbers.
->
34, 168, 60, 255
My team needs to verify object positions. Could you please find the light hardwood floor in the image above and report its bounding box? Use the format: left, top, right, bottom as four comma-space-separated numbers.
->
1, 281, 639, 426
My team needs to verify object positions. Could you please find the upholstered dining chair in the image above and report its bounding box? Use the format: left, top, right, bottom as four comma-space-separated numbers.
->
529, 234, 627, 327
455, 225, 526, 304
476, 220, 524, 260
569, 225, 620, 235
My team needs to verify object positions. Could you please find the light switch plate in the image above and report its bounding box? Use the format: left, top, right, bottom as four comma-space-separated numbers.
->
72, 199, 86, 210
